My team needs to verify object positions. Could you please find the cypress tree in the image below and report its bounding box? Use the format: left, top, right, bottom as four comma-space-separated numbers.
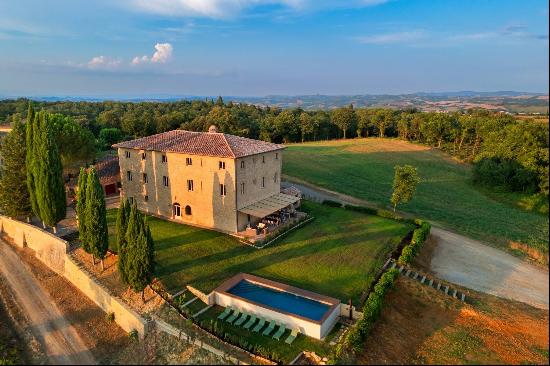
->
125, 203, 155, 301
25, 104, 40, 218
84, 167, 109, 270
76, 167, 89, 252
35, 112, 67, 232
116, 198, 130, 283
0, 114, 32, 218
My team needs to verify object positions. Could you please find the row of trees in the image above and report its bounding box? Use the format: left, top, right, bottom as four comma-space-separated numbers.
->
1, 98, 547, 196
116, 198, 155, 300
5, 105, 68, 232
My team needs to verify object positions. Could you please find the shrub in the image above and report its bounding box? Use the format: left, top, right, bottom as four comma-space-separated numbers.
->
344, 204, 402, 220
322, 199, 343, 208
105, 312, 115, 323
398, 221, 432, 264
128, 329, 139, 342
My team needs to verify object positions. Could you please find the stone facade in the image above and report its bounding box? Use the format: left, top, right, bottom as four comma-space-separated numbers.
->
117, 145, 283, 233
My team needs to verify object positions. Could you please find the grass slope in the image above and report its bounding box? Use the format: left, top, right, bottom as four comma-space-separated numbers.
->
283, 138, 547, 249
107, 201, 411, 304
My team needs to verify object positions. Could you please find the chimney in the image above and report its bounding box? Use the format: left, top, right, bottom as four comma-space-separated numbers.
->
208, 125, 218, 133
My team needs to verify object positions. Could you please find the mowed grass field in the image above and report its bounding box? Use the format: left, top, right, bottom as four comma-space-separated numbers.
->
282, 138, 547, 249
107, 201, 411, 304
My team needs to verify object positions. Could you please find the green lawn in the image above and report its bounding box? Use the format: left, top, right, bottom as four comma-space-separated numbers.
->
107, 200, 411, 304
195, 306, 337, 364
282, 138, 548, 250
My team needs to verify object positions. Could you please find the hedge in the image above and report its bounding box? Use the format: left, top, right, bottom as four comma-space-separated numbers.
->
321, 199, 343, 208
338, 268, 400, 355
398, 220, 431, 265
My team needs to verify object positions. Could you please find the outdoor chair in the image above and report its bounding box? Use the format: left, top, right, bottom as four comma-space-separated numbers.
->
217, 307, 232, 321
243, 314, 257, 329
225, 309, 241, 324
272, 323, 287, 341
252, 318, 266, 333
285, 328, 299, 345
262, 320, 276, 336
234, 312, 249, 327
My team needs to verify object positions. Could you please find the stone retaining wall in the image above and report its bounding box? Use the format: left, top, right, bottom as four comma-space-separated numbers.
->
0, 215, 149, 337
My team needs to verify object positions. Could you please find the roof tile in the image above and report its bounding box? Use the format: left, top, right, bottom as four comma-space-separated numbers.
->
113, 130, 284, 158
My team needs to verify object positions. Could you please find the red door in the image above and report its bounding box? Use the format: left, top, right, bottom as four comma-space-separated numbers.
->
104, 183, 117, 196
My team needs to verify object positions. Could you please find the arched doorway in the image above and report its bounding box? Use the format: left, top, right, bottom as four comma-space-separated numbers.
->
173, 203, 181, 218
185, 205, 192, 216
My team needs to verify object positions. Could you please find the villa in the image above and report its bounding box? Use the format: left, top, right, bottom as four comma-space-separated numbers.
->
113, 126, 300, 234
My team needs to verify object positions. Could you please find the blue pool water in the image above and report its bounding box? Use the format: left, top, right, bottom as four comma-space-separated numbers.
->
227, 280, 330, 321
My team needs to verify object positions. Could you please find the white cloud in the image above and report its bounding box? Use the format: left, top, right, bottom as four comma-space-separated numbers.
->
132, 43, 173, 65
128, 0, 388, 18
87, 56, 122, 69
357, 31, 424, 44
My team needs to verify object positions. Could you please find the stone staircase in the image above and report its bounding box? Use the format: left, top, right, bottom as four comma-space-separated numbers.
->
382, 259, 467, 302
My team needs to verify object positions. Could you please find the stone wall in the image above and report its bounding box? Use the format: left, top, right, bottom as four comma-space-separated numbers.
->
0, 215, 149, 337
187, 285, 214, 305
64, 256, 149, 335
0, 215, 67, 274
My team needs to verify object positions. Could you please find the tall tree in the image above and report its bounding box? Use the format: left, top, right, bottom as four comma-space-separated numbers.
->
390, 165, 420, 212
76, 168, 89, 252
35, 112, 67, 232
0, 114, 32, 218
331, 105, 356, 139
84, 167, 108, 270
116, 198, 131, 283
125, 203, 155, 301
25, 103, 40, 218
299, 112, 318, 143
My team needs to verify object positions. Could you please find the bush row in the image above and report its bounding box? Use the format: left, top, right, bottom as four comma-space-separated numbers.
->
397, 220, 431, 265
336, 268, 400, 357
321, 200, 404, 221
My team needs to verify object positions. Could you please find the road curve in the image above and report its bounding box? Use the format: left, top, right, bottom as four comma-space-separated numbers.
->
0, 238, 96, 365
283, 177, 549, 309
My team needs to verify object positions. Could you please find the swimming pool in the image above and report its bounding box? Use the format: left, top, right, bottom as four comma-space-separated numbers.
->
228, 279, 330, 321
214, 273, 341, 339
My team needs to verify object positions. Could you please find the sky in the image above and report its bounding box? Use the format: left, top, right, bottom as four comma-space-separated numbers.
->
0, 0, 548, 97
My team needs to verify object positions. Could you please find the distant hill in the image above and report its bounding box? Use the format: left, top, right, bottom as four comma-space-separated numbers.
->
1, 91, 548, 113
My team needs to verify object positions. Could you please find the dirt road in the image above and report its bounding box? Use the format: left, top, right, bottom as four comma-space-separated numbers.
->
0, 238, 96, 365
430, 228, 549, 309
283, 177, 549, 310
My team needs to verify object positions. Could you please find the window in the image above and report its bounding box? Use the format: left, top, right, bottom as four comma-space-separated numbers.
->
144, 195, 149, 202
220, 184, 226, 196
126, 171, 133, 181
187, 179, 194, 191
274, 172, 278, 183
240, 182, 245, 195
143, 173, 148, 183
129, 197, 134, 204
240, 161, 245, 169
275, 152, 279, 160
185, 205, 192, 216
262, 155, 265, 163
173, 203, 181, 217
125, 151, 131, 159
163, 176, 169, 187
186, 157, 192, 166
219, 161, 226, 169
261, 177, 265, 188
162, 155, 167, 163
141, 152, 146, 160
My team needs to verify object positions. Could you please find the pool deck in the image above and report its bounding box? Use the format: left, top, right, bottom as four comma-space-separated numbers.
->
214, 273, 341, 326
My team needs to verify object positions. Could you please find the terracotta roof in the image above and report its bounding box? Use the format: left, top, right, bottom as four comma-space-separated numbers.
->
112, 130, 284, 158
94, 155, 120, 186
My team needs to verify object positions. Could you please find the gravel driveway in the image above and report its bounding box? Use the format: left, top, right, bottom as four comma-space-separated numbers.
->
0, 238, 96, 365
